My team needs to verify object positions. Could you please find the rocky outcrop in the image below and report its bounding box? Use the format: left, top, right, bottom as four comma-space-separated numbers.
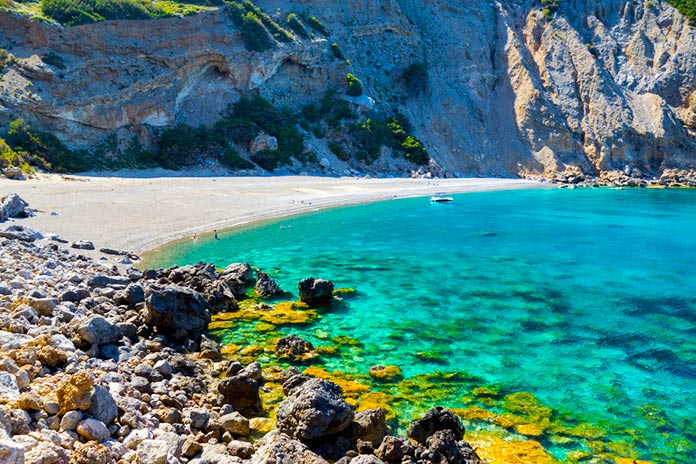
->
299, 277, 335, 306
276, 375, 354, 440
254, 271, 284, 298
275, 334, 317, 361
143, 284, 211, 341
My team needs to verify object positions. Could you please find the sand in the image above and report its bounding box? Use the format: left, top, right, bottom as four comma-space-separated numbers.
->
1, 173, 548, 255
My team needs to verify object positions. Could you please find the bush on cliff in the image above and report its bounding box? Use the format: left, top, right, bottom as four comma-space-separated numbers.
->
40, 0, 155, 25
668, 0, 696, 23
286, 13, 309, 38
346, 73, 363, 97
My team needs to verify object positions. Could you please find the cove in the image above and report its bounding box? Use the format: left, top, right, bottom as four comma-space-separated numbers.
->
144, 187, 696, 463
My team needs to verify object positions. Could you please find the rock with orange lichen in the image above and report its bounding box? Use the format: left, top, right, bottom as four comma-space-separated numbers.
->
302, 366, 370, 398
515, 423, 544, 437
56, 371, 94, 413
452, 406, 495, 422
615, 459, 652, 464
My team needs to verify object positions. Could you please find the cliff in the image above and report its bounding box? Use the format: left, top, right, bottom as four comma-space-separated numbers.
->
1, 0, 696, 177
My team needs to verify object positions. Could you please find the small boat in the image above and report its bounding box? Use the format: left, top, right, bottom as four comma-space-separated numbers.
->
430, 193, 454, 203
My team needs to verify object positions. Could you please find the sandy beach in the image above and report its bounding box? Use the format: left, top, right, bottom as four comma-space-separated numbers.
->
0, 173, 547, 255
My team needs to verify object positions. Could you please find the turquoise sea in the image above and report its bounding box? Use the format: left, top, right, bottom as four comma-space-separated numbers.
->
145, 188, 696, 463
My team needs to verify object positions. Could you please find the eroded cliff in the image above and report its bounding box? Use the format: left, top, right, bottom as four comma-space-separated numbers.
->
1, 0, 695, 176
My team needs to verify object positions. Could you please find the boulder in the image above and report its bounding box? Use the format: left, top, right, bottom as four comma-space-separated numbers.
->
220, 263, 255, 298
71, 240, 95, 250
350, 408, 389, 447
136, 439, 169, 464
0, 193, 30, 221
251, 431, 329, 464
249, 133, 278, 154
27, 297, 57, 316
188, 408, 211, 429
219, 412, 250, 436
56, 371, 94, 413
276, 375, 354, 441
2, 167, 24, 180
87, 275, 132, 288
275, 334, 316, 361
70, 442, 114, 464
88, 385, 118, 425
0, 372, 20, 402
375, 436, 414, 463
60, 410, 83, 431
425, 429, 482, 464
0, 225, 42, 242
298, 278, 334, 306
24, 442, 68, 464
0, 437, 25, 464
144, 284, 211, 340
254, 271, 284, 297
78, 316, 122, 346
217, 373, 262, 417
76, 418, 110, 442
406, 407, 464, 444
227, 440, 254, 459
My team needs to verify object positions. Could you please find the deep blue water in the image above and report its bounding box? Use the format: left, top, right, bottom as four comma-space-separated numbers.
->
145, 188, 696, 462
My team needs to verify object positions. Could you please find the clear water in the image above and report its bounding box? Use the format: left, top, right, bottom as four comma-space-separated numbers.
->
145, 188, 696, 463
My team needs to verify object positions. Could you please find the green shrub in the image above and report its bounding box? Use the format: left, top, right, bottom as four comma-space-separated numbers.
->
667, 0, 696, 23
346, 73, 363, 97
286, 13, 309, 38
305, 14, 329, 35
241, 11, 273, 52
220, 145, 253, 169
0, 138, 35, 174
41, 52, 66, 69
328, 141, 350, 161
331, 43, 345, 61
40, 0, 157, 25
401, 62, 428, 95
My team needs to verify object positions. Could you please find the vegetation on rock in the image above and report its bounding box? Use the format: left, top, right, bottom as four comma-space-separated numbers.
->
346, 73, 364, 97
667, 0, 696, 22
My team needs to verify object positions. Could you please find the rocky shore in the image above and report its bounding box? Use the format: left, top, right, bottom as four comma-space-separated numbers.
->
523, 168, 696, 188
0, 196, 486, 464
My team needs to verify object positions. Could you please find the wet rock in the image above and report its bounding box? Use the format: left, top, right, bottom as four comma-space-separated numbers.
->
219, 412, 250, 436
77, 418, 110, 442
252, 431, 329, 464
275, 334, 316, 361
276, 375, 354, 440
0, 193, 31, 221
0, 225, 42, 242
144, 284, 211, 341
298, 278, 335, 306
217, 373, 262, 417
78, 316, 122, 346
254, 271, 284, 297
407, 407, 464, 445
88, 385, 118, 425
71, 240, 95, 250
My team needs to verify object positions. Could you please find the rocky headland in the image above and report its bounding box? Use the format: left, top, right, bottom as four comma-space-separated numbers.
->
0, 193, 488, 464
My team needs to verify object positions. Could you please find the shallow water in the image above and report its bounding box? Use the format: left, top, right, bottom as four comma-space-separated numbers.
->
146, 188, 696, 463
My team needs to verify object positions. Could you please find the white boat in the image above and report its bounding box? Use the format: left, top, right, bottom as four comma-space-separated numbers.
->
430, 193, 453, 203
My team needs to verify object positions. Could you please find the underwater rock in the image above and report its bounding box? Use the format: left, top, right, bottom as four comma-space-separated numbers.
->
276, 334, 317, 361
368, 365, 402, 382
299, 278, 335, 306
407, 407, 464, 444
276, 375, 354, 440
255, 271, 284, 297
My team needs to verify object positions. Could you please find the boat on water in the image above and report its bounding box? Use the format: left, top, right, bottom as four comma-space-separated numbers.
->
430, 193, 454, 203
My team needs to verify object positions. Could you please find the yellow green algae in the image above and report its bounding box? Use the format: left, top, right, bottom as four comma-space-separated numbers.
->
207, 297, 660, 464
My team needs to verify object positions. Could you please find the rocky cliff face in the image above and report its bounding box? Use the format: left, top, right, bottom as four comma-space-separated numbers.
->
1, 0, 695, 176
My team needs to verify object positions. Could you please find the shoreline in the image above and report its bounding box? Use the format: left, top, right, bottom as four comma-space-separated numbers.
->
0, 174, 549, 258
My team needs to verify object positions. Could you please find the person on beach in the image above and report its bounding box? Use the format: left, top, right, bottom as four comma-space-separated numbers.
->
214, 230, 219, 240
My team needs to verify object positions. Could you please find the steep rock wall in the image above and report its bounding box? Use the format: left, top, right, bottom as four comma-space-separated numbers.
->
1, 0, 696, 176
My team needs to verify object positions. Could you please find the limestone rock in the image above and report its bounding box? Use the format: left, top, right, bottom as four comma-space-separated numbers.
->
298, 278, 334, 306
276, 375, 354, 440
220, 263, 255, 298
217, 373, 262, 417
76, 418, 110, 442
218, 412, 250, 437
70, 442, 114, 464
350, 408, 389, 447
275, 334, 316, 361
78, 316, 122, 346
24, 441, 68, 464
375, 436, 414, 463
88, 385, 118, 426
136, 439, 168, 464
0, 437, 25, 464
144, 284, 211, 340
2, 167, 24, 180
254, 271, 283, 298
251, 431, 329, 464
56, 371, 94, 413
406, 407, 464, 444
0, 225, 42, 242
71, 241, 95, 250
0, 194, 31, 221
249, 133, 278, 154
188, 408, 210, 429
0, 372, 20, 402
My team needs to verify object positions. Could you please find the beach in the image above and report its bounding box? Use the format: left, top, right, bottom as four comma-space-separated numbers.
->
0, 173, 546, 255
